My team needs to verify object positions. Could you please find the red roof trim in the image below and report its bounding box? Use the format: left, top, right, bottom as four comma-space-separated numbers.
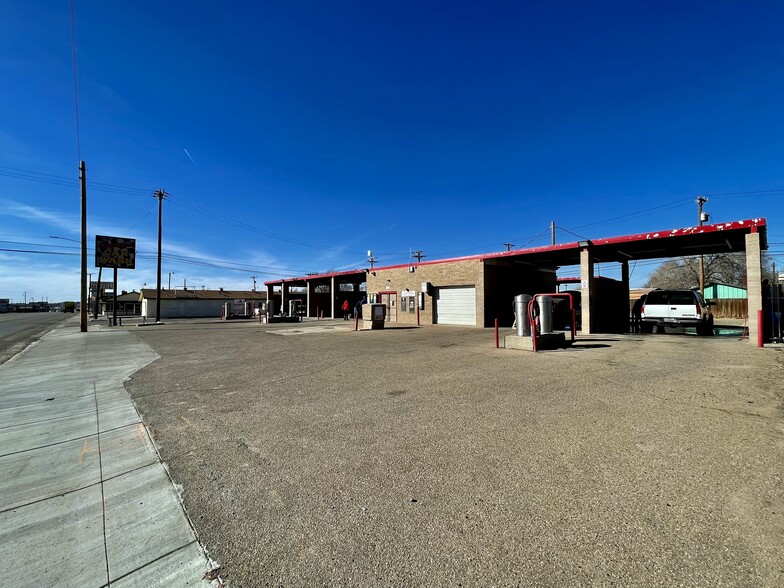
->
266, 218, 766, 284
584, 218, 766, 247
265, 267, 366, 286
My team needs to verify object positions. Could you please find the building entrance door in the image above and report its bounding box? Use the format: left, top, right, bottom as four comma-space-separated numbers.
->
379, 292, 397, 322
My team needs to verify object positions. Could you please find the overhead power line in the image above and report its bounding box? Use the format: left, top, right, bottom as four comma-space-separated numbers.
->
167, 195, 366, 256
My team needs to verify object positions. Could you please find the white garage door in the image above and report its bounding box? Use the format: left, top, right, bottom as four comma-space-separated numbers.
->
436, 286, 476, 326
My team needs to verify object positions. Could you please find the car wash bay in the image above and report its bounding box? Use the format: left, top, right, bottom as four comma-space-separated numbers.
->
267, 219, 768, 345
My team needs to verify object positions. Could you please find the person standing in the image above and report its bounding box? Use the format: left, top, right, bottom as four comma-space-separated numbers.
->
355, 296, 367, 320
631, 294, 646, 333
341, 299, 350, 320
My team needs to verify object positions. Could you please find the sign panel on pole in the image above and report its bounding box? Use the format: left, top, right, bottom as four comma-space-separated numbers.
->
95, 236, 136, 269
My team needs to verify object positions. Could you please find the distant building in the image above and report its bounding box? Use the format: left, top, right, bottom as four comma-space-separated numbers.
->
97, 290, 143, 316
140, 288, 267, 319
698, 283, 747, 300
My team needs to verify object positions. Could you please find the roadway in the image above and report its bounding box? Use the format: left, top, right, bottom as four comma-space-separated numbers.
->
0, 311, 72, 365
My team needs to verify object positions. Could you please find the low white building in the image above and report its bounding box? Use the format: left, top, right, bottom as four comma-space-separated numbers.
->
140, 288, 267, 319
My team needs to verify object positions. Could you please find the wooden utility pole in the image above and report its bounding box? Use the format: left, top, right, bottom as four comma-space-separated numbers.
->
412, 250, 426, 263
154, 189, 168, 322
697, 196, 708, 296
80, 161, 87, 332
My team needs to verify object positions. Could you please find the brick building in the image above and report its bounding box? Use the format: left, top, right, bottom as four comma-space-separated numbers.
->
266, 218, 769, 343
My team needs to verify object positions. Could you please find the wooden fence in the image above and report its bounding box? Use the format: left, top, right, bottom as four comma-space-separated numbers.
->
711, 298, 747, 319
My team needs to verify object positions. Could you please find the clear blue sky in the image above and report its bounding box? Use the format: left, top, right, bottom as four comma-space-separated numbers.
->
1, 1, 783, 303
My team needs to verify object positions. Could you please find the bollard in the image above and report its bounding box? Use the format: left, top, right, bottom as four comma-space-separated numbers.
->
494, 318, 499, 348
355, 313, 359, 331
758, 309, 764, 348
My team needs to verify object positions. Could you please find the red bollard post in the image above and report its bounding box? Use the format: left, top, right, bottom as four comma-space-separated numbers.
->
494, 318, 499, 348
758, 309, 764, 348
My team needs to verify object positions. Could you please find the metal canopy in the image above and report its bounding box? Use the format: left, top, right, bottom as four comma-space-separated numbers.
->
481, 218, 767, 268
266, 218, 767, 283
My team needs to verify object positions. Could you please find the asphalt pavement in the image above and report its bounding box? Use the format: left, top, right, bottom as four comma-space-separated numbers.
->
0, 316, 221, 587
0, 311, 70, 365
124, 318, 784, 587
2, 315, 781, 587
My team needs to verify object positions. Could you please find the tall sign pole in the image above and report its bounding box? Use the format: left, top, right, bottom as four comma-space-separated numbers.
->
80, 160, 88, 332
154, 189, 167, 322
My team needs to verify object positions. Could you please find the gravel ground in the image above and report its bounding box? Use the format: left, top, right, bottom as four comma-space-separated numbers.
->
124, 319, 784, 587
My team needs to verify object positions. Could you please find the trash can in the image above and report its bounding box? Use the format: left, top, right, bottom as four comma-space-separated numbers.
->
514, 294, 532, 337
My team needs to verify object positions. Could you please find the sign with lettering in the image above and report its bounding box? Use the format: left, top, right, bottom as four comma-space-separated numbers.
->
95, 236, 136, 269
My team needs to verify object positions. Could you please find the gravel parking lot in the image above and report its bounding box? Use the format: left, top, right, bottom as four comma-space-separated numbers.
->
125, 319, 783, 587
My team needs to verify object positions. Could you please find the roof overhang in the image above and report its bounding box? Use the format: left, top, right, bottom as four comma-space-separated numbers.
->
481, 218, 767, 267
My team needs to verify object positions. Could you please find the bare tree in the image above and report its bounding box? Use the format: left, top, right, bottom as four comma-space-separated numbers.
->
644, 253, 773, 289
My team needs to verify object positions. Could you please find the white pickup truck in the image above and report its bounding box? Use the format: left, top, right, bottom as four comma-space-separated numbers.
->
641, 289, 714, 335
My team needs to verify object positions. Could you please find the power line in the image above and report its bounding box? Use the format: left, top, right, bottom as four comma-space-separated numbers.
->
706, 189, 784, 198
557, 226, 589, 241
0, 248, 78, 256
0, 168, 151, 196
571, 197, 693, 231
167, 195, 366, 255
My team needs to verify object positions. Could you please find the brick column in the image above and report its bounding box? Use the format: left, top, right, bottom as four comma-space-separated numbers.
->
330, 276, 336, 319
745, 232, 763, 345
580, 247, 595, 334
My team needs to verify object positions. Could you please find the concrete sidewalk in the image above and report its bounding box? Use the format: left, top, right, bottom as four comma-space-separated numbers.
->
0, 319, 220, 587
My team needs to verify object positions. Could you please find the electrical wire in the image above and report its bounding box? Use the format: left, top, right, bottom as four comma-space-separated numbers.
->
706, 189, 784, 198
2, 163, 781, 262
556, 226, 589, 241
167, 195, 366, 255
570, 197, 693, 231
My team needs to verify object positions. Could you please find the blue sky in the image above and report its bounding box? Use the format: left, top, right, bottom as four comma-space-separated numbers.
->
1, 1, 783, 303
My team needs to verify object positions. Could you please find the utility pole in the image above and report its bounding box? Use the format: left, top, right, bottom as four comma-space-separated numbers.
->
503, 243, 515, 252
697, 195, 708, 297
80, 161, 87, 332
550, 220, 556, 246
412, 250, 426, 263
154, 189, 168, 322
251, 276, 257, 292
367, 250, 377, 269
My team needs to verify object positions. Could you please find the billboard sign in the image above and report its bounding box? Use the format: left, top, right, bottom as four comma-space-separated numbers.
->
95, 235, 136, 269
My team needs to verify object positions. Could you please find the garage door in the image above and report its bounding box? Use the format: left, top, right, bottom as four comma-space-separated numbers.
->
435, 286, 476, 326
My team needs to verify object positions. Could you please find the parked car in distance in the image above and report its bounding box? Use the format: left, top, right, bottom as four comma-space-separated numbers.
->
641, 289, 714, 335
